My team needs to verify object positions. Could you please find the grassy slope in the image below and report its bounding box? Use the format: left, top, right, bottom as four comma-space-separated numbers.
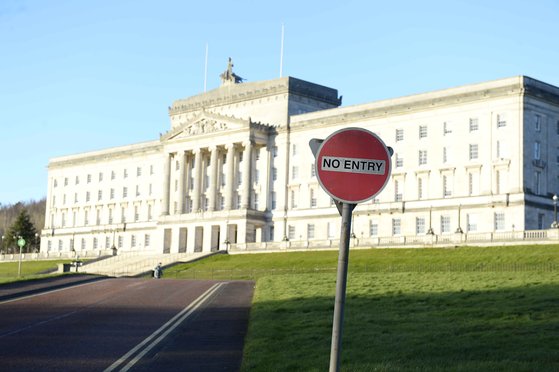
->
0, 260, 73, 284
166, 245, 559, 371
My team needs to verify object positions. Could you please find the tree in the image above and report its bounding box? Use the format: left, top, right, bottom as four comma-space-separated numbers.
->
3, 210, 39, 253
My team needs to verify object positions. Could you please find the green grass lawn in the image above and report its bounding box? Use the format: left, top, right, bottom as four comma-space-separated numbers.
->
0, 260, 73, 284
168, 245, 559, 371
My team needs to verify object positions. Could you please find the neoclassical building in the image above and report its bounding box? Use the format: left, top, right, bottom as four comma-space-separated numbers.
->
41, 62, 559, 254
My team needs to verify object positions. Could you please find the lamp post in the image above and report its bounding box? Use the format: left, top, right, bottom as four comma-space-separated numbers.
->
552, 194, 558, 228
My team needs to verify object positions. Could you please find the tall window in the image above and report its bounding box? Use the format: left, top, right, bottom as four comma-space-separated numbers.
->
494, 213, 505, 231
467, 214, 478, 232
443, 147, 448, 163
307, 224, 315, 239
418, 177, 424, 199
396, 129, 404, 142
395, 154, 404, 168
392, 219, 401, 236
469, 144, 478, 160
534, 171, 541, 194
310, 189, 317, 207
419, 125, 428, 138
291, 190, 297, 208
369, 220, 378, 236
535, 114, 541, 132
443, 175, 451, 197
416, 217, 426, 235
469, 118, 479, 131
394, 180, 402, 202
534, 142, 541, 160
288, 226, 296, 240
440, 215, 451, 234
497, 114, 507, 128
419, 150, 427, 165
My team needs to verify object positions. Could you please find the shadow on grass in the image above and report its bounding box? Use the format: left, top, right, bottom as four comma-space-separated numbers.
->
242, 282, 559, 371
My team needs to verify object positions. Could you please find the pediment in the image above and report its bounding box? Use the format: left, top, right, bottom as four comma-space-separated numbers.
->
161, 112, 249, 142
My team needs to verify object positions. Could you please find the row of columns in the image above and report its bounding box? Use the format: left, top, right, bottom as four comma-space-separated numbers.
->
161, 140, 258, 215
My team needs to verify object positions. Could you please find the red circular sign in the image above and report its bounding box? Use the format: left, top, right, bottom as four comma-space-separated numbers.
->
316, 127, 392, 204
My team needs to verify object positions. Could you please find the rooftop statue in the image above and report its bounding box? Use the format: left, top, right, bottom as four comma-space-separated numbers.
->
220, 57, 244, 85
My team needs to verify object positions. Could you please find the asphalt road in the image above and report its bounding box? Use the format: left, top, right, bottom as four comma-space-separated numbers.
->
0, 277, 254, 371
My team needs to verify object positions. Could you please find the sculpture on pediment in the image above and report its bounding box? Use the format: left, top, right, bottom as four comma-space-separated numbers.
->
183, 118, 228, 136
220, 57, 244, 85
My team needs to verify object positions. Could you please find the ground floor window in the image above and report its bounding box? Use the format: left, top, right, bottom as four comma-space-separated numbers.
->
440, 215, 451, 234
392, 218, 401, 236
494, 212, 505, 231
416, 217, 425, 235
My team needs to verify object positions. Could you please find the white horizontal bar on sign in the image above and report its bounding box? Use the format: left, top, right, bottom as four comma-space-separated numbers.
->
321, 156, 386, 175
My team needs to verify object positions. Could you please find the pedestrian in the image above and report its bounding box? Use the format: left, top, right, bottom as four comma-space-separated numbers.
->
153, 262, 163, 279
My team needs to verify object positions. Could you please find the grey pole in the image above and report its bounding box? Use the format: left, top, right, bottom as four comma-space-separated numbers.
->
329, 202, 355, 372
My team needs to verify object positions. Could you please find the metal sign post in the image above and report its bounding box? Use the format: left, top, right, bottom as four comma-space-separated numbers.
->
310, 127, 392, 372
17, 237, 26, 277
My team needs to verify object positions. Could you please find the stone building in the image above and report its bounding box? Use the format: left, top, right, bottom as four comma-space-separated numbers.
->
41, 63, 559, 254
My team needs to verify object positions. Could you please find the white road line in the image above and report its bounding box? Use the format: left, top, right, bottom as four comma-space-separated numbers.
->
0, 278, 108, 305
104, 282, 225, 372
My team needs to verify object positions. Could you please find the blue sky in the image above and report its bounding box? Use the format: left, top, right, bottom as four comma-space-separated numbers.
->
1, 0, 558, 204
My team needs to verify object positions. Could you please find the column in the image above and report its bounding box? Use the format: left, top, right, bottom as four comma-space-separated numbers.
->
241, 140, 253, 209
177, 151, 186, 214
192, 149, 202, 212
224, 143, 235, 210
208, 146, 219, 211
161, 153, 171, 215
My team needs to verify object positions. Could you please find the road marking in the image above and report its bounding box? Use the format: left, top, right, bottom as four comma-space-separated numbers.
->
0, 278, 108, 305
104, 282, 225, 372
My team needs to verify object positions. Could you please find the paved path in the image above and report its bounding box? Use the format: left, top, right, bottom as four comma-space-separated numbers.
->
0, 277, 254, 371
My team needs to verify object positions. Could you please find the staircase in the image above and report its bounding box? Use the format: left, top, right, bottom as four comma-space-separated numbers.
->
79, 251, 214, 277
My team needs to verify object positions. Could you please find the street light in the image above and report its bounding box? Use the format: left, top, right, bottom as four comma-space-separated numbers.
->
552, 194, 558, 228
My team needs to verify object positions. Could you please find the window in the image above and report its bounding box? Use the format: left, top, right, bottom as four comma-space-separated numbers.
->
105, 237, 110, 249
292, 144, 297, 156
288, 225, 296, 240
467, 214, 478, 232
150, 165, 154, 175
468, 173, 474, 195
310, 189, 317, 207
84, 211, 89, 226
469, 118, 479, 132
97, 190, 102, 201
145, 234, 150, 247
443, 121, 452, 135
443, 175, 452, 197
534, 171, 541, 195
137, 167, 142, 177
93, 238, 97, 250
497, 114, 507, 128
419, 125, 427, 138
254, 193, 259, 210
441, 215, 451, 234
291, 190, 298, 208
136, 185, 140, 197
494, 212, 505, 231
74, 193, 78, 203
394, 180, 402, 202
81, 238, 86, 250
255, 169, 260, 183
469, 144, 478, 160
124, 169, 128, 178
272, 167, 278, 181
121, 207, 126, 223
292, 166, 299, 179
54, 179, 58, 188
392, 219, 401, 236
148, 205, 152, 220
534, 142, 541, 160
64, 178, 68, 186
419, 150, 427, 165
271, 192, 277, 210
443, 147, 448, 163
369, 220, 378, 236
118, 236, 123, 248
416, 217, 426, 235
418, 177, 424, 199
110, 188, 115, 199
75, 176, 79, 185
108, 209, 113, 224
538, 213, 545, 230
395, 154, 404, 168
111, 171, 116, 180
123, 187, 128, 198
396, 129, 404, 142
87, 174, 91, 183
98, 172, 103, 182
175, 160, 180, 171
311, 164, 316, 177
328, 222, 337, 238
131, 235, 136, 248
307, 224, 315, 239
535, 114, 541, 132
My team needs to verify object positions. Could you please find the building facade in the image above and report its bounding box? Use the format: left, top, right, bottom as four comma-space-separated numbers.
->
41, 66, 559, 254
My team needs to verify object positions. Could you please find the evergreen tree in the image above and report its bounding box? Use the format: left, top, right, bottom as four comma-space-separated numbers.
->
3, 210, 38, 253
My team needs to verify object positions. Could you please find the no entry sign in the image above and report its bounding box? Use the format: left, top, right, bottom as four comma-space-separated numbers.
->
315, 127, 392, 204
